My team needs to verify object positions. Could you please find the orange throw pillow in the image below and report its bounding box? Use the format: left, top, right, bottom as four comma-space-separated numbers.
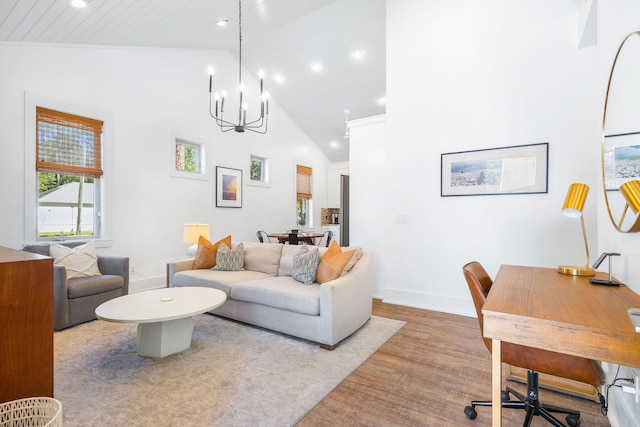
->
193, 235, 232, 269
316, 240, 356, 284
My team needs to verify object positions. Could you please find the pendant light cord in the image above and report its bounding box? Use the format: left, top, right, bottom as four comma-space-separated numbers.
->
238, 0, 242, 88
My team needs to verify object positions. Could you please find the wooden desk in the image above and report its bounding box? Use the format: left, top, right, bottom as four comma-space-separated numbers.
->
267, 233, 323, 245
483, 265, 640, 426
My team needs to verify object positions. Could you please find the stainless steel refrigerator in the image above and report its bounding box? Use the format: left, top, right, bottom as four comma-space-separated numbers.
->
339, 175, 349, 246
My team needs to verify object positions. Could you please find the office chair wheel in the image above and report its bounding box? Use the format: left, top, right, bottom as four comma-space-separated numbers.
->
501, 390, 510, 401
464, 405, 477, 420
566, 414, 580, 427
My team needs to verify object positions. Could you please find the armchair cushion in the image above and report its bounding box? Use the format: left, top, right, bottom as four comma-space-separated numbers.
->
50, 241, 101, 279
67, 275, 125, 299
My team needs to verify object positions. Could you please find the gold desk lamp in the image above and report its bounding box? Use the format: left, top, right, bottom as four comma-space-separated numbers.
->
618, 180, 640, 228
558, 183, 595, 276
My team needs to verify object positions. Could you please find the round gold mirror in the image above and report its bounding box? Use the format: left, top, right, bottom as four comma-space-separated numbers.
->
602, 31, 640, 233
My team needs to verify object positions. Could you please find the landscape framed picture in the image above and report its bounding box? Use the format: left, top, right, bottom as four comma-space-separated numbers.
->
441, 142, 548, 197
603, 132, 640, 191
216, 166, 242, 208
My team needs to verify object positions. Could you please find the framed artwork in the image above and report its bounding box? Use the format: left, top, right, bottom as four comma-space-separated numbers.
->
441, 142, 548, 197
216, 166, 242, 208
603, 132, 640, 191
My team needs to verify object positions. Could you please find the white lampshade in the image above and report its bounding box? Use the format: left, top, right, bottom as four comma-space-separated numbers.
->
183, 223, 210, 244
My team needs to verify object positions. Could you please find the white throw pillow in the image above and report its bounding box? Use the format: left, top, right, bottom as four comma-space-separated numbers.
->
50, 241, 102, 280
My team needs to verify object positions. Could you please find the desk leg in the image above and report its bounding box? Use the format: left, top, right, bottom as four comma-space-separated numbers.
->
492, 339, 502, 427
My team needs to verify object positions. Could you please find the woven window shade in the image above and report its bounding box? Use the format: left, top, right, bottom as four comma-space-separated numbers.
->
36, 107, 103, 178
296, 165, 312, 199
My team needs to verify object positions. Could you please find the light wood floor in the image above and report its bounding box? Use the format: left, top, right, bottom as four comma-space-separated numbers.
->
297, 299, 611, 426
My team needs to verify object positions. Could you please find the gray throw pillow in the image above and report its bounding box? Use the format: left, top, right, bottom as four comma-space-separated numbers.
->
292, 244, 320, 285
213, 242, 245, 271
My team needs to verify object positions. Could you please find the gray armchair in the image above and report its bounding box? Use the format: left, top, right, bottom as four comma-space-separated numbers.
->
23, 242, 129, 330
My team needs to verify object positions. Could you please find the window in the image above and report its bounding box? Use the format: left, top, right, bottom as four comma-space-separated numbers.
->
248, 154, 270, 187
36, 107, 103, 239
296, 165, 313, 227
172, 135, 207, 179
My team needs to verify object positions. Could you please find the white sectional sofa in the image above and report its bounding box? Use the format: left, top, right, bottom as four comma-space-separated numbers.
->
167, 242, 373, 349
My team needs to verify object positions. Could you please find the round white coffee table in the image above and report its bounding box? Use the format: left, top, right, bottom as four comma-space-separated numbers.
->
95, 287, 226, 358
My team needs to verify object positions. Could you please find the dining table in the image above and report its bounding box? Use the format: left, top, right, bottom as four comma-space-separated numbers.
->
267, 232, 323, 245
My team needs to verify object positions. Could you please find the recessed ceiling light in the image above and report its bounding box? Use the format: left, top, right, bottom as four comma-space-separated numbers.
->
310, 62, 323, 73
351, 49, 365, 59
273, 73, 285, 84
71, 0, 88, 8
216, 19, 229, 27
329, 141, 340, 148
377, 96, 386, 105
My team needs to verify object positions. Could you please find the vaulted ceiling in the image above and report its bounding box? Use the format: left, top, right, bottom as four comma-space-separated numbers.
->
0, 0, 386, 162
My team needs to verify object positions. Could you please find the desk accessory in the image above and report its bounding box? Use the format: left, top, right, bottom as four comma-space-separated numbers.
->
590, 252, 623, 286
558, 183, 595, 276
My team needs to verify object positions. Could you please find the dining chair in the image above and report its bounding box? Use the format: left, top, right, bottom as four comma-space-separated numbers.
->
256, 231, 270, 243
317, 230, 333, 247
462, 261, 604, 427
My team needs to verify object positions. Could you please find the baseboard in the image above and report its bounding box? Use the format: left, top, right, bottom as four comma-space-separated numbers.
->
382, 287, 476, 317
505, 364, 600, 402
129, 275, 165, 293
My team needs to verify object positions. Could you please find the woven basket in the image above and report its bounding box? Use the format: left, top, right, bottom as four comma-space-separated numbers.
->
0, 398, 62, 427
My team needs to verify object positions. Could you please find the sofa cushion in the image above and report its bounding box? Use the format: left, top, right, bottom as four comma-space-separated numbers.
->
277, 244, 304, 276
316, 241, 356, 284
243, 242, 283, 275
173, 269, 273, 297
231, 276, 320, 315
292, 245, 320, 285
193, 235, 232, 269
50, 241, 102, 280
214, 242, 244, 271
67, 275, 124, 299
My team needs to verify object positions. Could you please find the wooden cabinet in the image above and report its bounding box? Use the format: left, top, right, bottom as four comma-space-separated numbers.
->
0, 246, 54, 403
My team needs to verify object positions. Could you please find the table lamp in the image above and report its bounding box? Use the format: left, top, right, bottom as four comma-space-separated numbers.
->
183, 223, 210, 256
618, 180, 640, 228
558, 183, 595, 276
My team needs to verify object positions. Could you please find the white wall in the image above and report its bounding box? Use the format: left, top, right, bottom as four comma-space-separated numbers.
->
0, 43, 330, 287
384, 0, 601, 316
349, 114, 386, 297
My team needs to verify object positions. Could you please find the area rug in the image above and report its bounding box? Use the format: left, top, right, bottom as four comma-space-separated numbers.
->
54, 314, 405, 426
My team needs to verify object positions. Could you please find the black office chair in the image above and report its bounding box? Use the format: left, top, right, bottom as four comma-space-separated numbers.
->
462, 261, 604, 427
317, 230, 333, 247
256, 231, 270, 243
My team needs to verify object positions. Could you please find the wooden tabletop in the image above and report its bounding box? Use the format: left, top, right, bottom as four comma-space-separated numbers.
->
267, 232, 324, 239
483, 265, 640, 367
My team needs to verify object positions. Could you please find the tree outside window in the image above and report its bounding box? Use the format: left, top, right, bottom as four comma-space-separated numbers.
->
250, 155, 268, 183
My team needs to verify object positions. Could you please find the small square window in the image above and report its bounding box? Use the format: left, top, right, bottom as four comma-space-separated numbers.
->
248, 154, 270, 187
171, 135, 207, 180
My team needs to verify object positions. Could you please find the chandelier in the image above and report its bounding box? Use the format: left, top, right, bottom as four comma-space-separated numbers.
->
208, 0, 268, 134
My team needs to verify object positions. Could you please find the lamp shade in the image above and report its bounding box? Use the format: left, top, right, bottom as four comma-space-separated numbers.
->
183, 223, 210, 244
562, 183, 589, 218
620, 180, 640, 215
